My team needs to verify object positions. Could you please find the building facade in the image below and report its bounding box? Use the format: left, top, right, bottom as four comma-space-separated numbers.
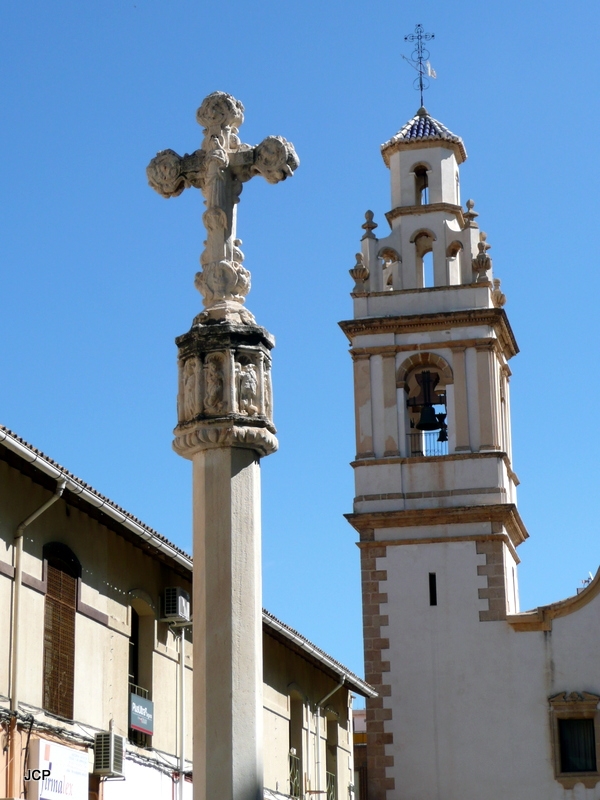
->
341, 107, 600, 799
0, 426, 374, 800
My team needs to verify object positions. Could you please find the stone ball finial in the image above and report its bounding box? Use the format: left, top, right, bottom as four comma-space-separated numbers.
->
196, 91, 245, 132
361, 210, 378, 240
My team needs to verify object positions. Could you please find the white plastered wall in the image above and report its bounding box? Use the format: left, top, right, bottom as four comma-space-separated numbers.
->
377, 540, 600, 800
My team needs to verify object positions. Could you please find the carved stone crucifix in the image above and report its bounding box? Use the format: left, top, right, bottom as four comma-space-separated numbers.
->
147, 91, 299, 324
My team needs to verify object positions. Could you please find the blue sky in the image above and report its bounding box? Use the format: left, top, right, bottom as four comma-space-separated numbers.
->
1, 1, 599, 685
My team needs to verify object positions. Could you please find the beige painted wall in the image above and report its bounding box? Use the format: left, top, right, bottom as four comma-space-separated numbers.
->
263, 633, 354, 800
0, 458, 193, 763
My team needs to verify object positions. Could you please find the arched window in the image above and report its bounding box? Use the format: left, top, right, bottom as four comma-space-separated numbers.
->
42, 543, 81, 719
414, 165, 429, 205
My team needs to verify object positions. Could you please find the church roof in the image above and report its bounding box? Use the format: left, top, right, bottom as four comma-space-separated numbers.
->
381, 107, 467, 165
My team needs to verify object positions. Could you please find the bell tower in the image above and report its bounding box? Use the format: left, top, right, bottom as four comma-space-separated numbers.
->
340, 107, 528, 800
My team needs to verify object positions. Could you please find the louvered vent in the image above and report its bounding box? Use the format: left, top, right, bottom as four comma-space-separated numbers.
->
163, 587, 190, 622
93, 732, 125, 776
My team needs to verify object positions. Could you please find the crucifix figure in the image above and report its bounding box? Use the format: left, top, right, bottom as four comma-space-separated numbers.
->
147, 91, 299, 324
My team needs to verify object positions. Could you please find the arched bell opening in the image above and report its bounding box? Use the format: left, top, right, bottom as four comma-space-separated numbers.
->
446, 240, 463, 285
411, 230, 436, 288
378, 246, 401, 291
398, 355, 453, 457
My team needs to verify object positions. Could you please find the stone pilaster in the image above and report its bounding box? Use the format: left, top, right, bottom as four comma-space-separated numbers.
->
476, 343, 500, 451
382, 354, 399, 457
353, 354, 374, 459
451, 346, 470, 451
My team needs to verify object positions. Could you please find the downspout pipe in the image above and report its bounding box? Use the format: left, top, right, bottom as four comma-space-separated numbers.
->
315, 678, 345, 800
8, 477, 66, 799
10, 478, 66, 711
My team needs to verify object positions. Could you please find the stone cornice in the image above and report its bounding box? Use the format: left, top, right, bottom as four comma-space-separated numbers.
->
339, 308, 519, 360
381, 137, 466, 167
385, 202, 465, 227
351, 449, 517, 477
352, 281, 492, 301
507, 567, 600, 632
345, 503, 529, 549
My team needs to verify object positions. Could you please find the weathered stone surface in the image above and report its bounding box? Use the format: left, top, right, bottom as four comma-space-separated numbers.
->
147, 91, 299, 325
174, 321, 277, 458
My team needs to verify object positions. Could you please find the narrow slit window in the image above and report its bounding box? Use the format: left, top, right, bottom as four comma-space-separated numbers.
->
428, 573, 437, 606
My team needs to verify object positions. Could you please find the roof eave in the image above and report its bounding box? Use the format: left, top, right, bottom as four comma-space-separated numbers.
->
381, 136, 467, 167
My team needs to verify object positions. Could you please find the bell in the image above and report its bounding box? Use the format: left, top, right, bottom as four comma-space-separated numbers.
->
416, 404, 440, 431
437, 413, 448, 442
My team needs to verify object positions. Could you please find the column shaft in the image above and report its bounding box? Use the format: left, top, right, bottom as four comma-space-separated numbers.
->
192, 447, 263, 800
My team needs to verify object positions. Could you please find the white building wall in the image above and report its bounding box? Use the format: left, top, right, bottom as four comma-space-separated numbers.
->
379, 540, 600, 800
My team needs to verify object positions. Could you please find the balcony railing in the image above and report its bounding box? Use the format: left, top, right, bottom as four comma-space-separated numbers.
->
289, 753, 301, 798
407, 431, 448, 457
326, 772, 336, 800
129, 682, 150, 699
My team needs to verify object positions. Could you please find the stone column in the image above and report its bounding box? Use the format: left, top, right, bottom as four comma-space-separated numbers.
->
451, 346, 470, 451
192, 447, 263, 800
174, 321, 278, 800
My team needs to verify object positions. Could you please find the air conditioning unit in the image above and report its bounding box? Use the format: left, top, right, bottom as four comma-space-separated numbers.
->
163, 587, 191, 622
93, 731, 125, 777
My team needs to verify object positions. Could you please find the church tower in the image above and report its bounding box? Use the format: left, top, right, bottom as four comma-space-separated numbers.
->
340, 108, 529, 799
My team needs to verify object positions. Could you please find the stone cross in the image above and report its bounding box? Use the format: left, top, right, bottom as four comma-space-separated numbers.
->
147, 91, 299, 325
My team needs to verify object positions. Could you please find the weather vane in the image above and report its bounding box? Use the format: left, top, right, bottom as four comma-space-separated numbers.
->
403, 23, 436, 107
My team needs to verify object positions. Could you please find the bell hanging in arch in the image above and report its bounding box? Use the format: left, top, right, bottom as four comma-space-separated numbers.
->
416, 404, 441, 431
436, 413, 448, 442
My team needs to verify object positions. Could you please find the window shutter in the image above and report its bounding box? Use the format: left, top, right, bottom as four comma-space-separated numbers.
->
43, 564, 77, 719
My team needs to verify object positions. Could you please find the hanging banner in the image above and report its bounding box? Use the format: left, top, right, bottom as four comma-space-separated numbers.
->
27, 738, 89, 800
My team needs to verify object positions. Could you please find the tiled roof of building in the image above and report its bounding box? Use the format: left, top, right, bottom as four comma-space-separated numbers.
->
381, 107, 467, 164
263, 609, 377, 697
0, 424, 376, 697
0, 424, 193, 569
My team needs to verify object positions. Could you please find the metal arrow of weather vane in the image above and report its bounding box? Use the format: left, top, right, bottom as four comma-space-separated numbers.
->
403, 24, 436, 107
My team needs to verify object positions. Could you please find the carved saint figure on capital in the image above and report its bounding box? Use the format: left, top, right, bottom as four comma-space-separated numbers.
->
204, 356, 225, 413
236, 361, 259, 416
182, 358, 200, 420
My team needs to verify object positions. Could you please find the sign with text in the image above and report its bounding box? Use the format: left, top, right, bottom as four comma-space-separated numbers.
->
130, 692, 154, 735
28, 738, 89, 800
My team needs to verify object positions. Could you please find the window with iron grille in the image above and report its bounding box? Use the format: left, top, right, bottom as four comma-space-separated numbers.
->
42, 544, 80, 720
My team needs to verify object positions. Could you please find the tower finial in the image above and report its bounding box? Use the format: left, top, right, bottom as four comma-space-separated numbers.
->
403, 23, 436, 108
